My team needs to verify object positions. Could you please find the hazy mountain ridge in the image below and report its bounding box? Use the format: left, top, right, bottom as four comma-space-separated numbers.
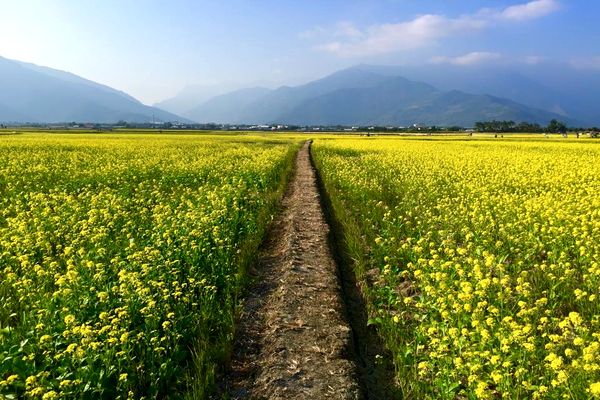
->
349, 64, 600, 124
184, 87, 271, 123
0, 56, 188, 123
276, 78, 566, 126
15, 59, 141, 104
0, 55, 594, 126
154, 84, 244, 115
184, 66, 575, 126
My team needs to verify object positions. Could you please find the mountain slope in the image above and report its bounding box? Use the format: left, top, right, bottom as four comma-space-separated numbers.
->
184, 68, 397, 124
0, 56, 188, 123
278, 78, 566, 126
184, 67, 573, 126
351, 64, 599, 125
154, 84, 240, 115
15, 59, 141, 104
184, 87, 271, 123
0, 103, 32, 123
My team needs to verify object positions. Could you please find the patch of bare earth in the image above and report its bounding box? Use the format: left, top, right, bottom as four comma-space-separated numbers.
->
218, 141, 361, 399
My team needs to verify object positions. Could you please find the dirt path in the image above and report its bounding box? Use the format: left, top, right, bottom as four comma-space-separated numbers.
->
221, 141, 361, 399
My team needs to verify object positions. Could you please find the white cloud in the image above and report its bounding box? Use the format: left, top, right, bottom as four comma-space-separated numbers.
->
310, 0, 561, 57
497, 0, 560, 21
431, 53, 553, 66
315, 14, 486, 57
431, 52, 502, 66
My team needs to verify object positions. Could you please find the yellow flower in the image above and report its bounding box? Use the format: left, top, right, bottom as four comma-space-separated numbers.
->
39, 334, 52, 344
66, 343, 77, 353
59, 379, 72, 388
569, 312, 583, 326
25, 375, 37, 387
491, 371, 503, 384
589, 382, 600, 396
42, 391, 59, 400
64, 314, 76, 325
474, 381, 489, 398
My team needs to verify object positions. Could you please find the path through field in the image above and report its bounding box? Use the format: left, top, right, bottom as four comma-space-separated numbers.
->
221, 141, 362, 399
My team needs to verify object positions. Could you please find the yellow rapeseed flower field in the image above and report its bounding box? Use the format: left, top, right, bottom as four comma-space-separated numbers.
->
0, 133, 300, 399
313, 136, 600, 399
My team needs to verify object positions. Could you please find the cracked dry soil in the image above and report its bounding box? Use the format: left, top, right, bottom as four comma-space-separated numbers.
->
219, 141, 361, 399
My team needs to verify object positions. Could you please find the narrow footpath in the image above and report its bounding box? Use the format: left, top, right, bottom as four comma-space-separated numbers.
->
221, 141, 361, 399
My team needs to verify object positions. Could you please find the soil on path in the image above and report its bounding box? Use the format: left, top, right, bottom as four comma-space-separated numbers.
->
221, 141, 361, 399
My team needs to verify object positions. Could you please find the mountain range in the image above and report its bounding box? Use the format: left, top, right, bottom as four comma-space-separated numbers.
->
181, 66, 573, 126
342, 64, 600, 125
0, 56, 186, 124
1, 55, 597, 126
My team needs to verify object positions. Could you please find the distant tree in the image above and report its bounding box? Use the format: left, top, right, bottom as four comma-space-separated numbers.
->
474, 121, 486, 132
546, 119, 567, 133
474, 120, 516, 132
516, 122, 542, 132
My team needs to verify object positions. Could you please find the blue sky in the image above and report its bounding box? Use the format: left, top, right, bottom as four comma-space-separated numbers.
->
1, 0, 598, 103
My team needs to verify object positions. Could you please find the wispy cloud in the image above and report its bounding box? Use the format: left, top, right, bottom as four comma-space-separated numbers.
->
570, 56, 600, 70
431, 52, 502, 66
309, 0, 561, 57
523, 55, 548, 65
430, 53, 553, 66
314, 15, 485, 57
496, 0, 560, 21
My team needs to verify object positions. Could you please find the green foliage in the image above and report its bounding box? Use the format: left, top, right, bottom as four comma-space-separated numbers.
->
547, 119, 567, 134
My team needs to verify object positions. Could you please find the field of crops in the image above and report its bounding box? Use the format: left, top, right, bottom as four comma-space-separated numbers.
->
0, 133, 300, 399
313, 137, 600, 399
3, 132, 600, 399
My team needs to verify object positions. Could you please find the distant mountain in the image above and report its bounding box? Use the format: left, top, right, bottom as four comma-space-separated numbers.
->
183, 66, 573, 127
350, 64, 600, 125
0, 56, 188, 123
184, 68, 395, 124
154, 84, 239, 115
184, 87, 271, 123
277, 77, 566, 126
0, 103, 30, 122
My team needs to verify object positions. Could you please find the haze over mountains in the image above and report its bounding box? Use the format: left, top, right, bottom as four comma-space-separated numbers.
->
1, 55, 599, 127
351, 64, 600, 126
0, 56, 186, 124
154, 84, 240, 116
168, 63, 600, 127
181, 66, 573, 127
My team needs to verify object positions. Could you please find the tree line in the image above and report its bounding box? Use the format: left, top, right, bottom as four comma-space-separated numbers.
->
473, 119, 573, 133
